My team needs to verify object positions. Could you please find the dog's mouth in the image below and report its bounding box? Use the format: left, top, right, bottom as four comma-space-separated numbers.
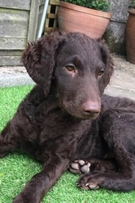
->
82, 111, 100, 120
60, 102, 100, 120
68, 110, 100, 120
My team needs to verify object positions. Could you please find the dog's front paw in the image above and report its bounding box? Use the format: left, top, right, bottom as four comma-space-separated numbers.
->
77, 172, 105, 190
69, 160, 91, 174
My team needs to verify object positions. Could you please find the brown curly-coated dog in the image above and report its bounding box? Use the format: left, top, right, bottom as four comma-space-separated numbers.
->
1, 31, 135, 203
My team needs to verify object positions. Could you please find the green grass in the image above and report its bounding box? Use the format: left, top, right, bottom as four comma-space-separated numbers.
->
0, 86, 135, 203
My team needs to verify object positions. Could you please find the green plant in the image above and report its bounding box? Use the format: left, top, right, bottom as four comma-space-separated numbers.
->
132, 0, 135, 7
62, 0, 110, 11
129, 0, 135, 8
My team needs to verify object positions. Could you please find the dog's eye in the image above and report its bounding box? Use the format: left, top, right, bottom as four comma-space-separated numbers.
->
65, 65, 75, 72
98, 70, 104, 77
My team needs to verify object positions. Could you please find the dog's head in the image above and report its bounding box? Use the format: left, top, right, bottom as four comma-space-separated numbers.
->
22, 31, 113, 119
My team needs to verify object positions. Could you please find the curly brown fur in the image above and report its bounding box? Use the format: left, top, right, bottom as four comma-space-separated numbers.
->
0, 31, 135, 203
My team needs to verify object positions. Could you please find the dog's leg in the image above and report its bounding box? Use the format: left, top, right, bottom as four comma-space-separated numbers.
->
77, 155, 135, 191
12, 129, 77, 203
0, 121, 18, 157
12, 156, 69, 203
69, 158, 117, 174
77, 110, 135, 192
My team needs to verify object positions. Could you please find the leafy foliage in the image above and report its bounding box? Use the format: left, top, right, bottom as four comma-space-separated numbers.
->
129, 0, 135, 8
62, 0, 110, 11
132, 0, 135, 7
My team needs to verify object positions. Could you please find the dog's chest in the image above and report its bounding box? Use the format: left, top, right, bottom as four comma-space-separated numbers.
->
40, 109, 92, 142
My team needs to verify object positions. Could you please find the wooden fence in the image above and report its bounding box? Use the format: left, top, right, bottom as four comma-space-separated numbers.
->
0, 0, 46, 66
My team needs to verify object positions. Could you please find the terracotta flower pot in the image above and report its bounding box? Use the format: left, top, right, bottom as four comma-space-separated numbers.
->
58, 1, 112, 39
126, 8, 135, 64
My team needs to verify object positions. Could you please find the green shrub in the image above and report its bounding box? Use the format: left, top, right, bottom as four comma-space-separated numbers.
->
62, 0, 110, 11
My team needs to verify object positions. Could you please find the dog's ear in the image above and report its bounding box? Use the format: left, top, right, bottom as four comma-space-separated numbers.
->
22, 31, 66, 96
98, 40, 114, 88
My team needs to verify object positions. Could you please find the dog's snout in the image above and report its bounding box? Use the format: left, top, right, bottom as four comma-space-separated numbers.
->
82, 100, 101, 118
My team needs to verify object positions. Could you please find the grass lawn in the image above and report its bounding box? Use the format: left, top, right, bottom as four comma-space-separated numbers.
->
0, 85, 135, 203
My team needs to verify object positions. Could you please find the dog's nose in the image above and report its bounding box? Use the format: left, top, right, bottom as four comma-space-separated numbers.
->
82, 100, 101, 117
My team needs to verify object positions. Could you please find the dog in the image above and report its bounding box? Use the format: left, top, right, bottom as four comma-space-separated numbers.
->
0, 31, 135, 203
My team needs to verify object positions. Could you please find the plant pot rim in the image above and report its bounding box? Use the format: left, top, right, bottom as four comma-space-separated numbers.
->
60, 1, 112, 19
129, 8, 135, 15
